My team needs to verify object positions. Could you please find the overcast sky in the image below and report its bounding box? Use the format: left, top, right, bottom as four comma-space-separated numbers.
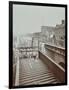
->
13, 4, 65, 37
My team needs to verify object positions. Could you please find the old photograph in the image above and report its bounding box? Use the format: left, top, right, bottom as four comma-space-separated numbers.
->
9, 1, 67, 88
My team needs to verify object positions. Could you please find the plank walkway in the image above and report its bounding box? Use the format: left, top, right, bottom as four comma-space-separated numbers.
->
19, 58, 60, 86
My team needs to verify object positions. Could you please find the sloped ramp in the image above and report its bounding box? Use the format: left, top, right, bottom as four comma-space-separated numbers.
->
19, 58, 60, 86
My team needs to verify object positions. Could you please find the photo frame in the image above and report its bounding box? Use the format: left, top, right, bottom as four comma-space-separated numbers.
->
9, 1, 67, 89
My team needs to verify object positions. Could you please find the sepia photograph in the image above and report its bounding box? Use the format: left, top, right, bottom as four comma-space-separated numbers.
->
9, 1, 67, 88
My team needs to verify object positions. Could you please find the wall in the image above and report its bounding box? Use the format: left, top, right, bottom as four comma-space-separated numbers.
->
39, 51, 65, 83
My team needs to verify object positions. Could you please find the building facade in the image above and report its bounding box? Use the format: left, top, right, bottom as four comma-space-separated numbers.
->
41, 20, 65, 48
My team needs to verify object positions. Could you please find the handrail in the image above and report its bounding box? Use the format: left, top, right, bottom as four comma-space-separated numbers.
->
45, 43, 65, 51
45, 46, 65, 56
39, 50, 65, 72
39, 51, 65, 82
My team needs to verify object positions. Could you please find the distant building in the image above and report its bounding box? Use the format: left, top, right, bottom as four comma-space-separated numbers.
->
41, 20, 65, 48
41, 26, 55, 44
13, 36, 17, 48
55, 20, 65, 47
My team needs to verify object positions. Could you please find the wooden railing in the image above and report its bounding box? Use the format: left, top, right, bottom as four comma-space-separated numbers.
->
39, 51, 65, 83
44, 43, 65, 56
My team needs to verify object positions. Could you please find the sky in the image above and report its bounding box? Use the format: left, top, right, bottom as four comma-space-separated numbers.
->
13, 4, 65, 37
